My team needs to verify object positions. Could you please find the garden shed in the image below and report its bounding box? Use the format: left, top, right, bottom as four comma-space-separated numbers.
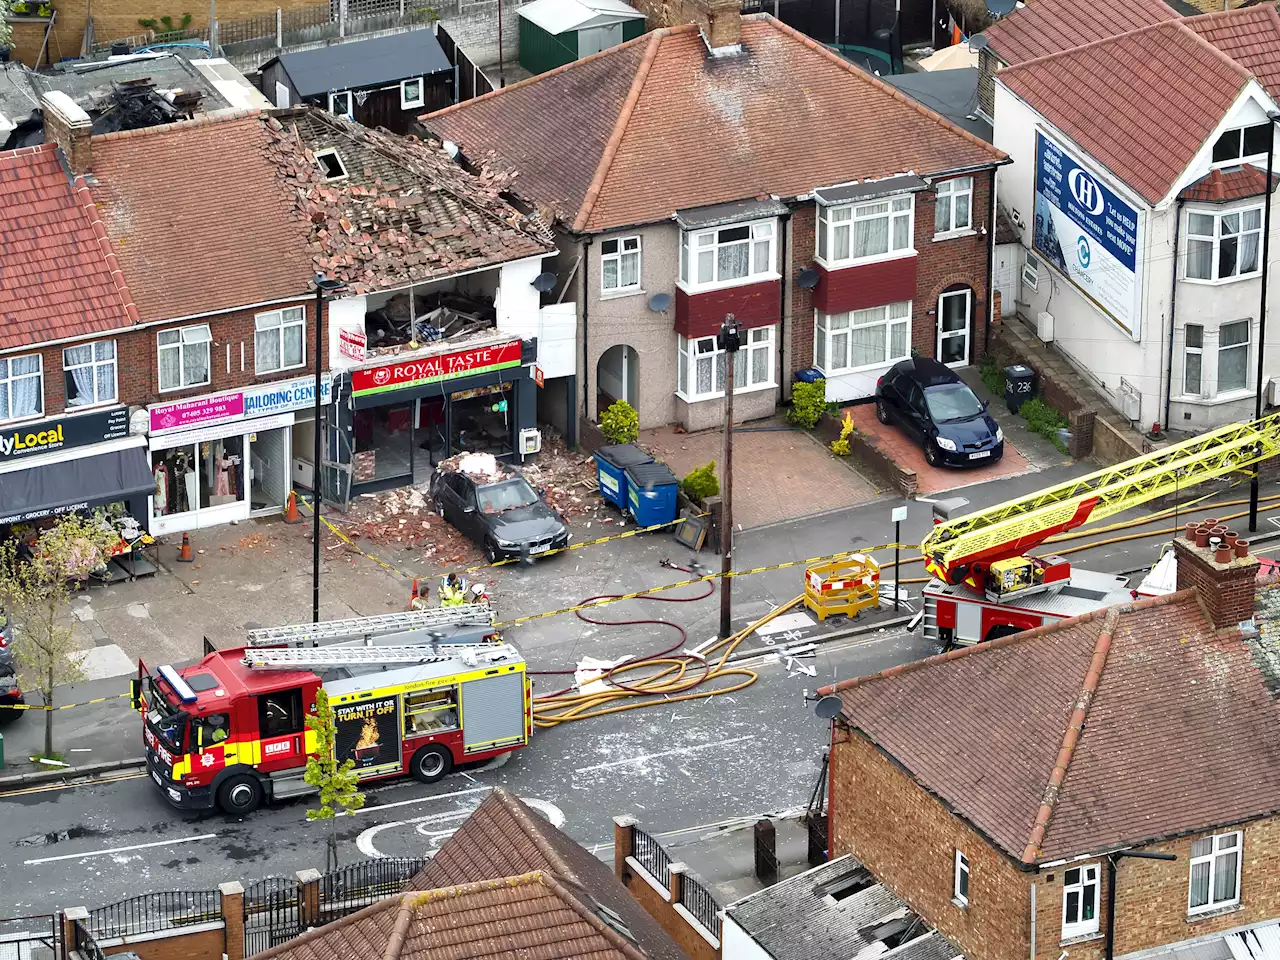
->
516, 0, 646, 75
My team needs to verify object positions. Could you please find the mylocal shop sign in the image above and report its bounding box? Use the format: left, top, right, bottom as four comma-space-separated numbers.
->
351, 340, 523, 398
0, 406, 129, 464
149, 375, 333, 434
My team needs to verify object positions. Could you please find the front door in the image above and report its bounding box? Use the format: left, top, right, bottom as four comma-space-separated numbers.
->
937, 289, 972, 367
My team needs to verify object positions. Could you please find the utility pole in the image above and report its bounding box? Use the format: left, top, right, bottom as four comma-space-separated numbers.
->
1248, 111, 1276, 533
719, 315, 742, 639
312, 274, 347, 624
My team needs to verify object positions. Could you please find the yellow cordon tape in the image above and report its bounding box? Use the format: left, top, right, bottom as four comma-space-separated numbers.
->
0, 692, 131, 712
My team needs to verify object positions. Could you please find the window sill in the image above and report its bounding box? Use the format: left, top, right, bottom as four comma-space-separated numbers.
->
256, 363, 308, 378
600, 287, 646, 301
816, 251, 917, 271
951, 898, 968, 911
677, 272, 781, 295
401, 101, 425, 111
676, 381, 778, 403
932, 229, 978, 242
1060, 931, 1103, 946
158, 382, 213, 395
815, 358, 911, 378
1172, 389, 1254, 407
1187, 903, 1242, 924
64, 400, 121, 414
0, 411, 47, 426
1180, 273, 1262, 287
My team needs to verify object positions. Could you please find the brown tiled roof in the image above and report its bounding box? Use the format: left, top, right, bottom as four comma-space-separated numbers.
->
251, 872, 648, 960
999, 20, 1249, 205
425, 15, 1003, 233
979, 0, 1177, 65
88, 107, 552, 322
408, 790, 686, 960
1185, 6, 1280, 95
0, 142, 138, 350
1180, 164, 1276, 201
819, 589, 1280, 864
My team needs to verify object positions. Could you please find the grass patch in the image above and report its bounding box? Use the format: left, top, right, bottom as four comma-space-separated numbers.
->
1020, 397, 1070, 453
979, 357, 1004, 397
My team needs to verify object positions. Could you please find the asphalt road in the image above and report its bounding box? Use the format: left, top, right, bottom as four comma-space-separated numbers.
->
0, 630, 931, 916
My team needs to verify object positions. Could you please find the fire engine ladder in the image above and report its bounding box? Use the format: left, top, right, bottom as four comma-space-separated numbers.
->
241, 643, 517, 669
921, 412, 1280, 585
244, 606, 495, 647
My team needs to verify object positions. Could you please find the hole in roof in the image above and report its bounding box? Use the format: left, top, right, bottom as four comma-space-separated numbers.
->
186, 673, 219, 692
859, 913, 923, 950
315, 148, 347, 181
818, 866, 875, 902
593, 902, 634, 942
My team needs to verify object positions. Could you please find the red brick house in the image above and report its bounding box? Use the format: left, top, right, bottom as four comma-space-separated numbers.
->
815, 537, 1280, 960
422, 1, 1006, 433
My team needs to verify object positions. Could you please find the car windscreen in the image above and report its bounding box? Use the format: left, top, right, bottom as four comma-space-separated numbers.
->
924, 383, 984, 422
477, 479, 539, 514
146, 677, 188, 752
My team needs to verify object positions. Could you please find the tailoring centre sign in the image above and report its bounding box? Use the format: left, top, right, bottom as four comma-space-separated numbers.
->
351, 340, 523, 398
1033, 131, 1143, 339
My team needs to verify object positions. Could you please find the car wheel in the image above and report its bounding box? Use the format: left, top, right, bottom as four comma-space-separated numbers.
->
876, 400, 891, 424
484, 540, 499, 564
410, 744, 453, 783
217, 775, 262, 815
925, 443, 941, 467
434, 497, 446, 517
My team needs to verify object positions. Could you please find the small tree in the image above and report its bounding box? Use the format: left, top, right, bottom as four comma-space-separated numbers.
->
0, 514, 117, 759
0, 1, 12, 50
600, 399, 639, 444
304, 688, 365, 870
679, 461, 719, 503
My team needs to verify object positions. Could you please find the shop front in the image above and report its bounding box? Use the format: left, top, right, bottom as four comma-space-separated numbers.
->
146, 375, 332, 536
336, 337, 537, 496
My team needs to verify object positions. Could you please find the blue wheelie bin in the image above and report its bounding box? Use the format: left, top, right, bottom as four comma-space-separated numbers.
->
624, 462, 679, 527
595, 443, 653, 510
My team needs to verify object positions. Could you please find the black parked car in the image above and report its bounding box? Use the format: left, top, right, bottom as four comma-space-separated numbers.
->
874, 358, 1004, 467
0, 610, 23, 709
429, 455, 570, 563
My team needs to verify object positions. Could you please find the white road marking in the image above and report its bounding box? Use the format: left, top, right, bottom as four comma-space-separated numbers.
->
356, 793, 564, 858
324, 785, 488, 819
573, 735, 757, 774
23, 833, 217, 865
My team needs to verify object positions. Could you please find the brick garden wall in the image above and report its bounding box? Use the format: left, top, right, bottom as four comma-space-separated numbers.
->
101, 927, 226, 960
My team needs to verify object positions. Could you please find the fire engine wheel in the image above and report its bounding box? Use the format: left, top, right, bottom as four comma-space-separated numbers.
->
217, 775, 263, 815
876, 399, 890, 424
410, 745, 453, 783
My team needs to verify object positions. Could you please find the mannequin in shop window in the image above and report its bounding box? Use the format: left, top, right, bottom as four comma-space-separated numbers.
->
153, 450, 194, 517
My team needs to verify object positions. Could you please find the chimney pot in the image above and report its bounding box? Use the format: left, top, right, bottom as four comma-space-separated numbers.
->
1173, 537, 1259, 629
40, 91, 92, 176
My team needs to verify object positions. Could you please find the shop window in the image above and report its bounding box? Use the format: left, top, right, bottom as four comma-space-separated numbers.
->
0, 353, 43, 422
255, 306, 306, 374
63, 340, 117, 408
676, 326, 774, 402
353, 404, 416, 483
451, 383, 513, 456
814, 303, 911, 375
157, 324, 212, 392
151, 436, 246, 519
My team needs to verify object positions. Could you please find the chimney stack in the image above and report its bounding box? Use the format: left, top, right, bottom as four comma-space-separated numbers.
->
694, 0, 742, 53
1173, 536, 1259, 629
41, 91, 93, 176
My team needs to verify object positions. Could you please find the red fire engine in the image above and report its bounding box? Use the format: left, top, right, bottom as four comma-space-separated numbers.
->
136, 606, 530, 814
918, 414, 1280, 647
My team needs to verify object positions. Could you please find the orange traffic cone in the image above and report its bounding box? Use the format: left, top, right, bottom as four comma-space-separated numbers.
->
177, 532, 194, 563
283, 490, 304, 524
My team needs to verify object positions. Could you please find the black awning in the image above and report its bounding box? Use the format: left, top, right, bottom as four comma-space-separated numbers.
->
0, 446, 155, 525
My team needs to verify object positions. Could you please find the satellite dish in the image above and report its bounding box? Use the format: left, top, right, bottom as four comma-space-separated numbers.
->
647, 292, 672, 312
814, 695, 844, 720
797, 267, 821, 290
968, 33, 989, 52
531, 272, 557, 292
985, 0, 1016, 17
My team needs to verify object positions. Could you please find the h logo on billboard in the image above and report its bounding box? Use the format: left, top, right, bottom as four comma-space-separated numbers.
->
1068, 169, 1105, 216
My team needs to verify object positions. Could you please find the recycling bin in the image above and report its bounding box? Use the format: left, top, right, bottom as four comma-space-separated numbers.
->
1004, 364, 1036, 414
794, 368, 825, 384
595, 443, 654, 510
624, 462, 679, 527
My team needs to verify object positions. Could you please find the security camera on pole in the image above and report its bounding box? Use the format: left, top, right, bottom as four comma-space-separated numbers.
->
718, 314, 743, 640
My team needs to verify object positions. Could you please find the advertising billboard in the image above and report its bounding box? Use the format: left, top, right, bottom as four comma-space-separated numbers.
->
334, 695, 402, 774
1034, 132, 1143, 338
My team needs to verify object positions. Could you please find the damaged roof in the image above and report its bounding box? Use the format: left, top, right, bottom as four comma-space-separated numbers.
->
819, 589, 1280, 865
423, 14, 1003, 232
87, 107, 552, 322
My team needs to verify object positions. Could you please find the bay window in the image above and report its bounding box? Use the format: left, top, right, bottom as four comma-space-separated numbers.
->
679, 220, 775, 290
1186, 207, 1262, 280
1188, 831, 1241, 914
814, 302, 911, 375
818, 196, 913, 266
934, 177, 972, 235
63, 340, 117, 407
601, 236, 642, 294
676, 326, 775, 401
0, 353, 43, 422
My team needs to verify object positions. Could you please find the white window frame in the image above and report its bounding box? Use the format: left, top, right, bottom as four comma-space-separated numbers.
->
1217, 319, 1250, 394
601, 236, 642, 296
314, 148, 348, 181
1188, 831, 1242, 915
1185, 205, 1263, 283
328, 90, 353, 118
0, 353, 44, 423
254, 306, 307, 375
1061, 863, 1100, 939
157, 323, 213, 393
400, 77, 425, 110
813, 302, 912, 376
953, 850, 970, 906
1021, 252, 1041, 291
934, 177, 973, 237
62, 339, 118, 409
676, 326, 776, 402
1184, 323, 1204, 397
678, 219, 777, 293
1210, 123, 1271, 169
817, 195, 915, 268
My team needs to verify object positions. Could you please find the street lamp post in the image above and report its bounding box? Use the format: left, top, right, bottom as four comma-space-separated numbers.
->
312, 274, 347, 624
718, 315, 742, 640
1248, 111, 1277, 533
